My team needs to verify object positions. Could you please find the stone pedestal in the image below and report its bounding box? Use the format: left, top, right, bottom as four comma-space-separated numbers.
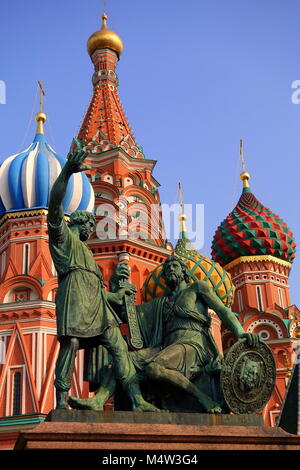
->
14, 411, 300, 450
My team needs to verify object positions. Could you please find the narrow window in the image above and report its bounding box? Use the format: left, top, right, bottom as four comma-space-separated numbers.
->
256, 286, 264, 312
237, 290, 244, 312
12, 372, 21, 415
278, 288, 284, 308
23, 244, 30, 275
1, 251, 6, 276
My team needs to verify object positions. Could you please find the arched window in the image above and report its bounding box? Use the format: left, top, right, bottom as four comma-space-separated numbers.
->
12, 372, 21, 416
97, 191, 114, 201
127, 194, 148, 204
22, 244, 30, 275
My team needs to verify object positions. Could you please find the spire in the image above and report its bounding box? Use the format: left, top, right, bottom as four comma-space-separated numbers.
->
35, 81, 46, 135
78, 15, 142, 157
178, 182, 188, 239
239, 139, 251, 192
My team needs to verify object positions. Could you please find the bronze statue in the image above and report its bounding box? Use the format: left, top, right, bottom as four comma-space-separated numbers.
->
48, 141, 161, 412
69, 256, 263, 413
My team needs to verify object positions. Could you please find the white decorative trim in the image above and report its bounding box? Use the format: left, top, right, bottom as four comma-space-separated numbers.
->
247, 318, 284, 338
0, 318, 56, 326
231, 269, 289, 280
22, 325, 57, 334
36, 331, 42, 398
40, 342, 59, 413
32, 332, 36, 378
4, 236, 49, 244
0, 300, 55, 311
43, 332, 47, 382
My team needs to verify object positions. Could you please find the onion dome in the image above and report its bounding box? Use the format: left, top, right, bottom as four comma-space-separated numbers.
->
0, 112, 94, 214
211, 172, 296, 267
87, 14, 123, 58
141, 213, 235, 307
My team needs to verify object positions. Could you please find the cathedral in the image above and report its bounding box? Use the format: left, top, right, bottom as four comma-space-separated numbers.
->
0, 13, 298, 450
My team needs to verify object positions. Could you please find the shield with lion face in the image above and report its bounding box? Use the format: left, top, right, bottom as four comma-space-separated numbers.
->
220, 339, 276, 414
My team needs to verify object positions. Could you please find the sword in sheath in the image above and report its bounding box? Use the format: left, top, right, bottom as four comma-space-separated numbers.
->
118, 275, 144, 350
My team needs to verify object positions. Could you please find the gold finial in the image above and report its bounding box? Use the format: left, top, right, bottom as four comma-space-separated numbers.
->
239, 139, 250, 188
240, 171, 250, 188
178, 182, 187, 234
35, 81, 46, 134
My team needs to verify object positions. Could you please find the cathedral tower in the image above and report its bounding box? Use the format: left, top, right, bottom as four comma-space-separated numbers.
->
211, 161, 299, 426
0, 95, 94, 449
77, 14, 170, 302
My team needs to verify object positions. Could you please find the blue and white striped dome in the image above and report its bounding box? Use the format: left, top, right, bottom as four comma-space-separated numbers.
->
0, 133, 94, 214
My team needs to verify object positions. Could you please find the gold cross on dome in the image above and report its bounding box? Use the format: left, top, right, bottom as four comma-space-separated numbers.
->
37, 80, 45, 113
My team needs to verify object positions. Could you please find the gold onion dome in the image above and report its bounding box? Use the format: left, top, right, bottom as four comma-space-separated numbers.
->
87, 13, 123, 58
142, 213, 235, 307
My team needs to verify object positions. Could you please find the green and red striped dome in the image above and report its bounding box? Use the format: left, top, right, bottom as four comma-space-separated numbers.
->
211, 181, 296, 267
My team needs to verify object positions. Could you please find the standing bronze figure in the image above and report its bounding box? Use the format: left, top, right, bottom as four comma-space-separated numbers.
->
48, 141, 160, 412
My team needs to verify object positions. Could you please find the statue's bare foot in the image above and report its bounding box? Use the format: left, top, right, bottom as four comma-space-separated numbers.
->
208, 406, 222, 414
68, 395, 104, 411
135, 400, 164, 412
201, 397, 222, 414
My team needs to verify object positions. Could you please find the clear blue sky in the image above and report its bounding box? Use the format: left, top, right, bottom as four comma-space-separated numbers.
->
0, 0, 300, 306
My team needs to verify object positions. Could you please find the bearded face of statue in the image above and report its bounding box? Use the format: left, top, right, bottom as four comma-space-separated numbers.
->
163, 260, 185, 291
